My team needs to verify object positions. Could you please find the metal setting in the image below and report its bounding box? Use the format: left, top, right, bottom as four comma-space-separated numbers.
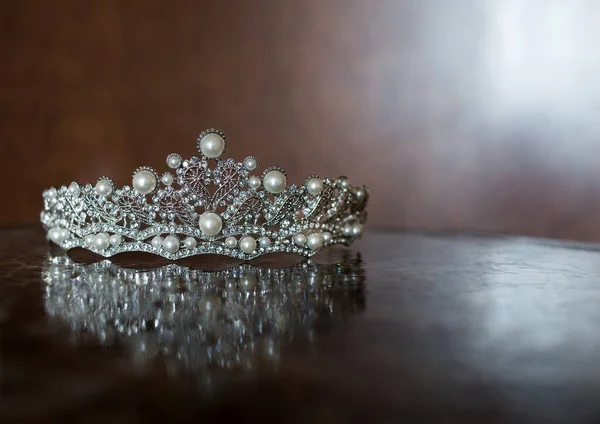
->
41, 129, 369, 259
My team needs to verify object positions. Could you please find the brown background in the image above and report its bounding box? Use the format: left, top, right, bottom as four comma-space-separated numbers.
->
2, 0, 600, 241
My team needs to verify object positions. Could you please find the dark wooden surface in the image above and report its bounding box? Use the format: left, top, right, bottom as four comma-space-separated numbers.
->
3, 1, 600, 240
3, 227, 600, 422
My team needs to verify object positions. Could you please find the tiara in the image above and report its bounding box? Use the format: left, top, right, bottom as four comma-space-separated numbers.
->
41, 129, 368, 260
43, 253, 365, 375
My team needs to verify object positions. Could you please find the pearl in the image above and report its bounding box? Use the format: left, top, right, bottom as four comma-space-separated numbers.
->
244, 157, 258, 171
183, 237, 197, 249
47, 187, 58, 198
198, 212, 223, 236
225, 236, 237, 248
95, 179, 113, 197
293, 233, 307, 246
132, 170, 157, 195
68, 182, 80, 196
199, 132, 225, 158
306, 178, 323, 195
356, 188, 366, 201
48, 227, 63, 243
151, 235, 163, 249
239, 236, 257, 254
239, 273, 257, 290
59, 228, 70, 241
198, 296, 222, 315
337, 177, 350, 189
352, 223, 363, 236
342, 223, 353, 236
94, 232, 110, 250
322, 231, 332, 243
84, 234, 95, 247
306, 232, 324, 250
161, 173, 174, 186
258, 236, 271, 248
263, 170, 286, 194
166, 154, 181, 169
109, 234, 122, 247
162, 235, 180, 253
248, 176, 261, 190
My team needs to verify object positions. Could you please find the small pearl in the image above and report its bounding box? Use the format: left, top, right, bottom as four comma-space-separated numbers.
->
306, 178, 323, 195
59, 228, 70, 241
162, 235, 180, 253
198, 212, 223, 236
68, 182, 80, 196
263, 170, 286, 194
167, 153, 182, 169
47, 187, 58, 198
293, 233, 307, 246
239, 273, 257, 290
239, 236, 257, 254
199, 132, 225, 158
225, 236, 237, 248
342, 223, 353, 236
258, 236, 271, 248
161, 173, 174, 186
151, 235, 164, 249
248, 176, 261, 190
84, 234, 95, 247
109, 234, 122, 247
322, 231, 332, 243
95, 179, 113, 197
183, 237, 197, 249
352, 223, 363, 236
244, 157, 258, 171
94, 232, 110, 250
356, 188, 367, 201
337, 177, 350, 189
48, 227, 62, 243
306, 232, 324, 250
132, 170, 157, 195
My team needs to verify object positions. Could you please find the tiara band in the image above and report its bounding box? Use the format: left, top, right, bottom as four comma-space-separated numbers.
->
41, 129, 369, 260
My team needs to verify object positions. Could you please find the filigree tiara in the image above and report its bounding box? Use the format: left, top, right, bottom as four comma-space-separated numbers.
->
41, 129, 368, 259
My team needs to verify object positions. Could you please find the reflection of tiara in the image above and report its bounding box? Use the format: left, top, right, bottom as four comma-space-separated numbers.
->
41, 129, 368, 259
43, 253, 365, 375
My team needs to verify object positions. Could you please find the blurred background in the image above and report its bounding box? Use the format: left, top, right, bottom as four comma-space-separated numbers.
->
2, 0, 600, 240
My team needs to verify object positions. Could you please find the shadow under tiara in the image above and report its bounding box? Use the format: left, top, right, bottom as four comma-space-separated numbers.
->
42, 251, 366, 380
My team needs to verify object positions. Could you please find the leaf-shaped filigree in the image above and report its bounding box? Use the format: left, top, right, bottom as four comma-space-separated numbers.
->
305, 185, 335, 221
210, 160, 241, 209
264, 192, 307, 227
180, 162, 210, 206
227, 195, 264, 225
114, 190, 155, 226
155, 189, 198, 226
82, 192, 121, 224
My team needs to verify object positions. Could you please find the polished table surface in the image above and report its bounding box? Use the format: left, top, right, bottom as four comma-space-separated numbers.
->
3, 227, 600, 423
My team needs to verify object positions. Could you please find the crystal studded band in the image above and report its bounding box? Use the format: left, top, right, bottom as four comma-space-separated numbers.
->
41, 129, 369, 260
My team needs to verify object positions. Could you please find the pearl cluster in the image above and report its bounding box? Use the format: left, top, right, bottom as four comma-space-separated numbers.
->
41, 128, 368, 259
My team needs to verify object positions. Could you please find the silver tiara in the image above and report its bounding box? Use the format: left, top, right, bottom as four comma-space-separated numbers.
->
43, 253, 365, 375
41, 129, 368, 260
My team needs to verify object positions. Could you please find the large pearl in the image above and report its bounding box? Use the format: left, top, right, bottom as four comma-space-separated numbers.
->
151, 235, 163, 249
198, 212, 223, 236
183, 236, 197, 249
263, 170, 286, 194
94, 232, 110, 250
306, 178, 323, 195
239, 236, 257, 254
162, 235, 180, 253
132, 170, 157, 195
306, 232, 324, 250
95, 179, 113, 197
68, 182, 80, 196
109, 234, 122, 247
199, 132, 225, 158
48, 227, 68, 243
342, 223, 354, 236
166, 153, 181, 169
